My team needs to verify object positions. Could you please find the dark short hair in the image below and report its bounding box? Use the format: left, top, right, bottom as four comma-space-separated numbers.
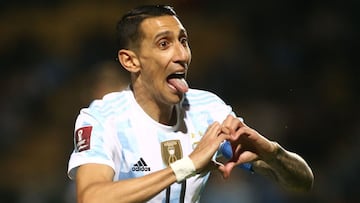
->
116, 5, 178, 51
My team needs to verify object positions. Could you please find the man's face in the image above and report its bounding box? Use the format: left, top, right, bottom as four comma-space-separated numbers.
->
135, 15, 192, 105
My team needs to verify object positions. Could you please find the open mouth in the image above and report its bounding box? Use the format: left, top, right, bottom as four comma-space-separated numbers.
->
167, 72, 186, 80
167, 72, 188, 93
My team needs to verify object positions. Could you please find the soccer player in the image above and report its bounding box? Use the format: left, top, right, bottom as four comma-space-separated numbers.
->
67, 5, 314, 203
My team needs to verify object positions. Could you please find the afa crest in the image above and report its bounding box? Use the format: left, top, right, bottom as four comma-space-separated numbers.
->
161, 140, 183, 166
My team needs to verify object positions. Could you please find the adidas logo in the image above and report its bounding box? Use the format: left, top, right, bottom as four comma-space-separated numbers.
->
132, 158, 151, 171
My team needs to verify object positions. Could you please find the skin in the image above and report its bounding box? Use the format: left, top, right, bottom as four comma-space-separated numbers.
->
219, 115, 314, 192
118, 15, 191, 125
75, 15, 314, 203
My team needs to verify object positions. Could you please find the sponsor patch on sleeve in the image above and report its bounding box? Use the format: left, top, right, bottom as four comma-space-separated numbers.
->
75, 126, 92, 152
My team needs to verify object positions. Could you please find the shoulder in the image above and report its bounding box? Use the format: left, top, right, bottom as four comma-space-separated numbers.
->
182, 88, 234, 124
81, 89, 132, 120
184, 88, 227, 106
182, 88, 232, 114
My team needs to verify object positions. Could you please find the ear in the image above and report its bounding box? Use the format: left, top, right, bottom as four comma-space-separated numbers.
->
117, 49, 141, 73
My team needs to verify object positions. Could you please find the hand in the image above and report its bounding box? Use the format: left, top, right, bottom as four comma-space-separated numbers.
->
189, 122, 231, 172
219, 115, 277, 178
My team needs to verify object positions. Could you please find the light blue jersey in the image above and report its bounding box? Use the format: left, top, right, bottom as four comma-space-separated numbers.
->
68, 87, 234, 202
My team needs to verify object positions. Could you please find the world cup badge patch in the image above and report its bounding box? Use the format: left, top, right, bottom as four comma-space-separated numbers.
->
75, 126, 92, 152
161, 140, 183, 166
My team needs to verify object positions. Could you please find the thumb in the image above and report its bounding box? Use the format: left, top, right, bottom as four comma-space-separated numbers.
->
218, 162, 236, 179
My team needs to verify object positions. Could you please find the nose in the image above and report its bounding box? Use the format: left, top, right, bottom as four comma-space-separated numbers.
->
173, 41, 191, 68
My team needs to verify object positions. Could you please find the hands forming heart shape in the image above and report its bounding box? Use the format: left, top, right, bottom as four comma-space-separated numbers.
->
189, 114, 277, 179
217, 115, 277, 178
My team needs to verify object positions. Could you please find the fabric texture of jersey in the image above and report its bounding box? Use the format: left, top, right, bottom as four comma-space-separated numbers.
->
67, 87, 235, 203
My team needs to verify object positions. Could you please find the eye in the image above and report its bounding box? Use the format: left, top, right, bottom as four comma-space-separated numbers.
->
158, 40, 170, 49
180, 37, 188, 46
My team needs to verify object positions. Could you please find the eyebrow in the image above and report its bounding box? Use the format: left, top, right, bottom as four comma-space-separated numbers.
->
154, 29, 188, 41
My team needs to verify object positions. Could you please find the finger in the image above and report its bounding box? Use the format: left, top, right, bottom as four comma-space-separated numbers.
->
223, 115, 248, 135
222, 115, 234, 125
239, 151, 259, 163
222, 115, 237, 134
221, 126, 231, 135
218, 162, 236, 179
228, 115, 239, 129
237, 117, 249, 128
204, 122, 221, 137
217, 132, 232, 143
229, 126, 254, 141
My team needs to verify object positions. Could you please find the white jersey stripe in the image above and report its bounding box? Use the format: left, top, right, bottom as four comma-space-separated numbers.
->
68, 87, 235, 202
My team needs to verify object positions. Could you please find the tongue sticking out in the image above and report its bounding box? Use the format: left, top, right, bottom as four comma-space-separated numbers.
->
168, 78, 189, 93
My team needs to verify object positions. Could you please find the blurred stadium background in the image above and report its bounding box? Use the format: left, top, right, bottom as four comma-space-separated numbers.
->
0, 0, 358, 202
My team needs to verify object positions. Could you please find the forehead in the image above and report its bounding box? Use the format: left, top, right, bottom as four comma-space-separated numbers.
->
140, 15, 186, 39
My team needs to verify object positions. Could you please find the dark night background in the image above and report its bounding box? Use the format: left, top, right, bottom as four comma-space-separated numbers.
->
0, 0, 359, 202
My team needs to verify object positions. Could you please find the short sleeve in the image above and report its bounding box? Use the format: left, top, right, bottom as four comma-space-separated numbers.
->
67, 108, 115, 180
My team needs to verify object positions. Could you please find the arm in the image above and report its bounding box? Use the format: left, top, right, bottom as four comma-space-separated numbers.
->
219, 115, 314, 192
75, 122, 230, 203
252, 142, 314, 192
76, 163, 176, 203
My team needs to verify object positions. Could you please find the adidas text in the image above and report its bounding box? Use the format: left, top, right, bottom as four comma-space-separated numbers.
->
132, 166, 151, 171
132, 157, 151, 171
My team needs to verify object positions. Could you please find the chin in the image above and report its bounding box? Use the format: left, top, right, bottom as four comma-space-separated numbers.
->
168, 92, 184, 105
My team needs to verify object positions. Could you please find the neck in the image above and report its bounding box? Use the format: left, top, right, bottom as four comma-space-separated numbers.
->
131, 85, 177, 126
